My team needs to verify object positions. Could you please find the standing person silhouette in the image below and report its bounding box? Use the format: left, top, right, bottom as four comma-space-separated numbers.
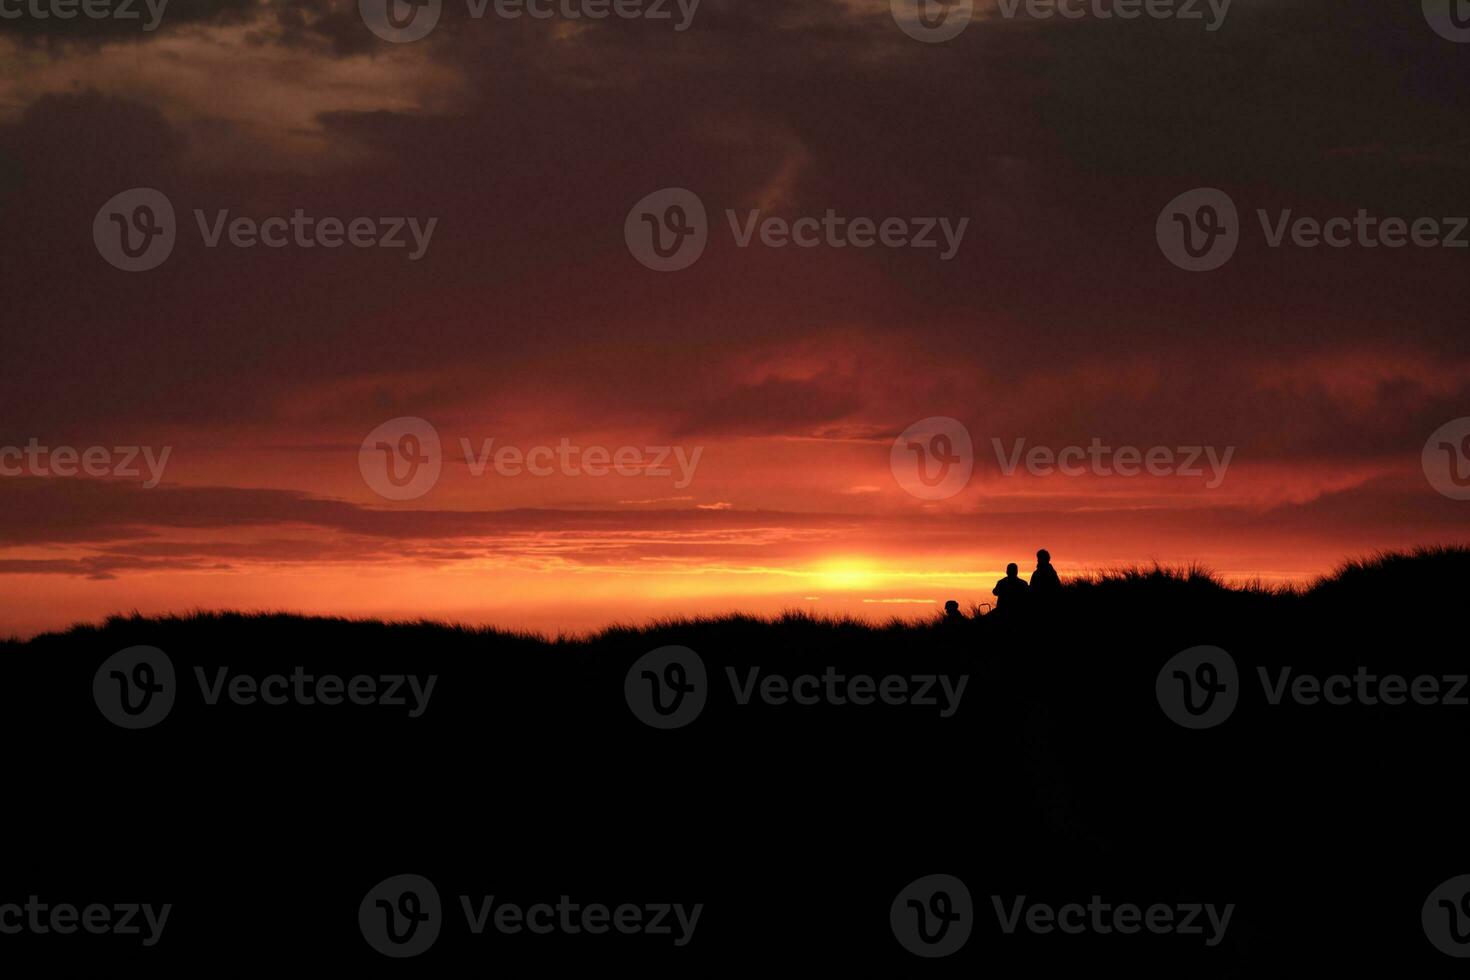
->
992, 563, 1028, 613
1030, 548, 1061, 600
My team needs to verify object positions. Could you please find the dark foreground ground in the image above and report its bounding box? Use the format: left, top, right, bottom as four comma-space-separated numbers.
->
2, 547, 1468, 972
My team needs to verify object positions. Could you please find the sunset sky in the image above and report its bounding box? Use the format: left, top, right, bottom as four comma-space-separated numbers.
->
1, 0, 1467, 637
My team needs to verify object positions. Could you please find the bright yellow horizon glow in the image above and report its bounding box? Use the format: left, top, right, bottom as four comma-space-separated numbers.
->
809, 559, 884, 591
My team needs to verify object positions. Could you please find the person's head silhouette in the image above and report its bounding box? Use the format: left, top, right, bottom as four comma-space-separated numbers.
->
1006, 562, 1019, 577
1037, 549, 1051, 566
944, 600, 961, 618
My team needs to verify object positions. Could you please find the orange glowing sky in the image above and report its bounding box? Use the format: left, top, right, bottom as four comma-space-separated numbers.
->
1, 1, 1467, 637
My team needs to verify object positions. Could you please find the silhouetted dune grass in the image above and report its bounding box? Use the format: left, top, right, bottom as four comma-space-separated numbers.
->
2, 549, 1458, 664
1309, 544, 1469, 602
1, 547, 1465, 971
5, 546, 1465, 654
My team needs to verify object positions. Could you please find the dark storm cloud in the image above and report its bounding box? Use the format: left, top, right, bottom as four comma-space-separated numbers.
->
0, 0, 1466, 470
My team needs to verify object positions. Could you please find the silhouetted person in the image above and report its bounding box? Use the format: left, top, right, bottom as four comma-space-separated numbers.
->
944, 600, 964, 623
1030, 548, 1061, 600
992, 563, 1028, 612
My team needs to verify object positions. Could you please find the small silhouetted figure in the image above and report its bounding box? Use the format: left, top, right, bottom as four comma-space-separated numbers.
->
992, 563, 1029, 611
1030, 548, 1061, 599
944, 600, 964, 623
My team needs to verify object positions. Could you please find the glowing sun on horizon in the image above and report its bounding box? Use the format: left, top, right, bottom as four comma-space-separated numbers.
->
809, 560, 883, 591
